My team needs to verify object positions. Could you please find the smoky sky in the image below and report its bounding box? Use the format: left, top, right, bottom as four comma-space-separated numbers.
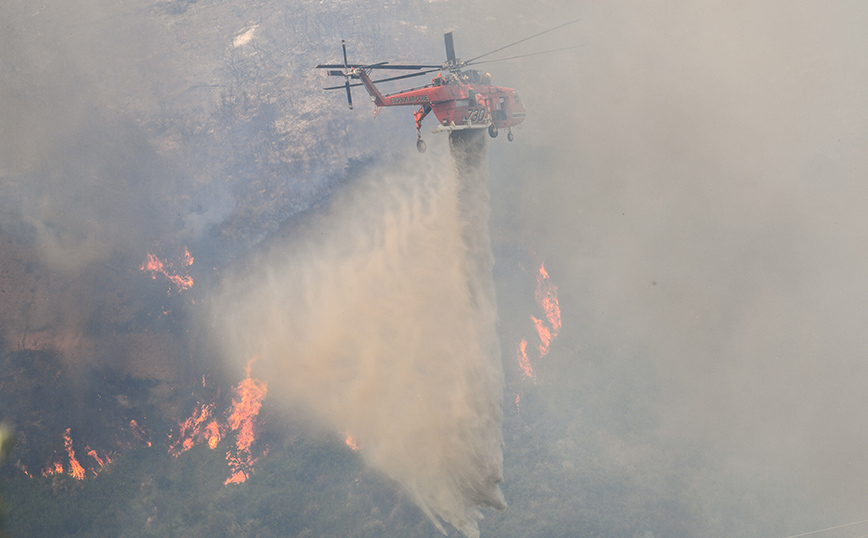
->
479, 0, 868, 528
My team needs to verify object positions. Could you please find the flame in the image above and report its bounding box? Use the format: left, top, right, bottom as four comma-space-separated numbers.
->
42, 461, 64, 477
86, 447, 106, 468
16, 460, 33, 478
205, 421, 223, 449
531, 316, 553, 357
140, 250, 194, 292
223, 467, 248, 485
35, 432, 114, 479
169, 401, 217, 456
532, 262, 561, 358
130, 419, 152, 447
166, 358, 268, 484
516, 339, 535, 380
85, 446, 113, 476
224, 359, 268, 485
514, 262, 561, 391
63, 429, 86, 480
345, 434, 360, 451
536, 264, 561, 330
225, 372, 267, 452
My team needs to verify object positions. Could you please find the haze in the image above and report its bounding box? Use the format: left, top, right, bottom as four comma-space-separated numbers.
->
2, 0, 868, 536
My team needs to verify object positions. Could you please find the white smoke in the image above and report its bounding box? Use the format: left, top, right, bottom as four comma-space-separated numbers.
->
212, 142, 506, 537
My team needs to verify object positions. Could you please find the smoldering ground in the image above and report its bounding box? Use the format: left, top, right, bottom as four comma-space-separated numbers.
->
210, 141, 506, 538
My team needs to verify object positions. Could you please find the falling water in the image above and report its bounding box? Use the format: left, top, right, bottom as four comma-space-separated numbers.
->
212, 134, 505, 537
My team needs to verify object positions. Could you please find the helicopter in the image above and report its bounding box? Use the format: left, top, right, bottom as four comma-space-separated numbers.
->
316, 19, 579, 153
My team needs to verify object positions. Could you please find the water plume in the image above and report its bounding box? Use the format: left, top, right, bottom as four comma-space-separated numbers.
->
212, 137, 505, 537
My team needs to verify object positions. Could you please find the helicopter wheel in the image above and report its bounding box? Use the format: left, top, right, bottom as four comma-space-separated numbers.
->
507, 131, 515, 142
488, 124, 498, 138
416, 138, 427, 153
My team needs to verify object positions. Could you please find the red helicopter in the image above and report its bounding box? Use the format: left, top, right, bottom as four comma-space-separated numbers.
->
317, 20, 579, 153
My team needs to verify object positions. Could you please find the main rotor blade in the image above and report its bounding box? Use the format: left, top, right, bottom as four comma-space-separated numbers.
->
465, 18, 580, 64
316, 63, 440, 70
444, 32, 456, 63
371, 64, 441, 70
324, 68, 441, 90
467, 45, 583, 66
369, 68, 441, 85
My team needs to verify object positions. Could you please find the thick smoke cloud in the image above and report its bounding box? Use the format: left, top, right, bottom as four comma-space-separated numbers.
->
212, 143, 505, 537
479, 1, 868, 532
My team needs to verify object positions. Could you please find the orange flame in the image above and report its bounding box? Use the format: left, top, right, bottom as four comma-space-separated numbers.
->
85, 447, 113, 476
224, 359, 268, 485
167, 359, 268, 484
140, 250, 194, 292
224, 466, 249, 485
205, 421, 223, 449
130, 419, 152, 447
531, 316, 553, 357
516, 339, 536, 380
536, 263, 562, 332
86, 447, 105, 468
514, 262, 561, 390
226, 376, 267, 452
42, 461, 64, 477
170, 402, 217, 456
532, 263, 561, 358
345, 434, 360, 451
63, 429, 86, 480
38, 430, 103, 478
17, 462, 33, 478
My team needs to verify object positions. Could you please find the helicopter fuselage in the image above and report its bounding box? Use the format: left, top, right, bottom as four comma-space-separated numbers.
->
354, 68, 526, 136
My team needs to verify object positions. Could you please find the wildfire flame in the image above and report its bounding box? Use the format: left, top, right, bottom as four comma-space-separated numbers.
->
514, 262, 562, 409
140, 250, 194, 293
42, 461, 64, 477
86, 446, 111, 468
63, 428, 86, 480
130, 419, 152, 447
224, 360, 268, 485
516, 339, 536, 381
532, 263, 561, 358
169, 401, 218, 456
168, 358, 268, 485
205, 421, 223, 449
345, 434, 360, 451
42, 428, 84, 480
32, 426, 131, 480
16, 462, 33, 478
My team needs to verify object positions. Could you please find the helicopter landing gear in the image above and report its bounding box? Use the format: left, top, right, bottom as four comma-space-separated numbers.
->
416, 138, 427, 153
507, 130, 515, 142
488, 124, 498, 138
